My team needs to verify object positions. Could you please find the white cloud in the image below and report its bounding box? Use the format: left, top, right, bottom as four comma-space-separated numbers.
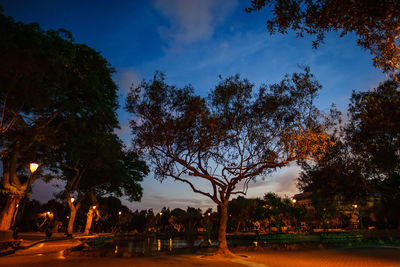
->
117, 67, 141, 94
153, 0, 237, 45
245, 164, 301, 199
114, 121, 130, 138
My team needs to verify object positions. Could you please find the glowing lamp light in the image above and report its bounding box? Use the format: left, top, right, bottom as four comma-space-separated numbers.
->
47, 211, 51, 215
118, 211, 122, 215
207, 213, 211, 216
292, 199, 297, 204
70, 197, 75, 203
92, 205, 96, 210
353, 204, 358, 209
159, 212, 162, 216
30, 163, 39, 173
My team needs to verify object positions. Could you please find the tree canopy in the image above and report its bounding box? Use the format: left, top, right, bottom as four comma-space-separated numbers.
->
126, 68, 335, 254
246, 0, 400, 74
0, 10, 148, 232
298, 75, 400, 228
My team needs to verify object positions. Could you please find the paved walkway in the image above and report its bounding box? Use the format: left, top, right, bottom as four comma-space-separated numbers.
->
233, 248, 400, 267
0, 239, 399, 267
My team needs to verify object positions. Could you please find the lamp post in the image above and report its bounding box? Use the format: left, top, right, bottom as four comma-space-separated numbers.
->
352, 204, 362, 230
117, 211, 122, 232
158, 212, 163, 232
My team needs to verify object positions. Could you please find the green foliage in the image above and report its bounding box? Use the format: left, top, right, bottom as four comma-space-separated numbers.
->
246, 0, 400, 74
0, 10, 119, 187
228, 196, 258, 232
0, 11, 148, 232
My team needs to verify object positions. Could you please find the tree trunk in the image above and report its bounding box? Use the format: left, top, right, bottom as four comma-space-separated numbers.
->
215, 204, 234, 256
235, 221, 241, 234
0, 194, 22, 231
84, 208, 94, 235
67, 205, 78, 234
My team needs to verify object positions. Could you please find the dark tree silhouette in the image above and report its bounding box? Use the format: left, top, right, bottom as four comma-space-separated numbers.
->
246, 0, 400, 74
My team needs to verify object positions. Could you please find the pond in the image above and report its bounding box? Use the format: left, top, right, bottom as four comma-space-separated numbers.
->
100, 237, 219, 256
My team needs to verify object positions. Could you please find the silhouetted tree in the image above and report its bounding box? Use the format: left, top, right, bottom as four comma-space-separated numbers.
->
126, 68, 336, 255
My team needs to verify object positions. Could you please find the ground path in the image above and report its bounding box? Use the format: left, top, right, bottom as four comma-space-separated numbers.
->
0, 238, 399, 266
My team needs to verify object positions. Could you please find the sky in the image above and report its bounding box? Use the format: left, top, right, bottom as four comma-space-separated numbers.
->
1, 0, 387, 212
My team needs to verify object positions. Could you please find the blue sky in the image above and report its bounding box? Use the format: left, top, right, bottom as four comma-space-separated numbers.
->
2, 0, 387, 212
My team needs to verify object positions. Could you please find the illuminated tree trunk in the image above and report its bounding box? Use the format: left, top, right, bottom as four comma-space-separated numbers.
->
84, 208, 94, 235
0, 194, 22, 231
216, 203, 233, 256
67, 204, 79, 234
0, 155, 32, 232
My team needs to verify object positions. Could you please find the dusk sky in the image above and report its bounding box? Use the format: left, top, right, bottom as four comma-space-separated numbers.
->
1, 0, 387, 212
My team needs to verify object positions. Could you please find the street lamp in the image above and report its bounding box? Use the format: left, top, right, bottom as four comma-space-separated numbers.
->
30, 163, 39, 173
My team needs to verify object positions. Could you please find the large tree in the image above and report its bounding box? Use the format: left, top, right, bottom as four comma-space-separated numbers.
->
0, 11, 119, 231
126, 68, 335, 255
246, 0, 400, 74
80, 136, 149, 235
347, 77, 400, 228
298, 75, 400, 229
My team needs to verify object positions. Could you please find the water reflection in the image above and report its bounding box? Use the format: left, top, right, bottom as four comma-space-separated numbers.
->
110, 238, 217, 256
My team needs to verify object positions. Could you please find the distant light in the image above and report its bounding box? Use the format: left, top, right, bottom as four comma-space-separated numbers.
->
70, 198, 75, 203
353, 204, 358, 208
16, 204, 19, 208
30, 163, 39, 173
292, 199, 297, 203
47, 211, 51, 215
118, 211, 122, 215
207, 213, 211, 216
92, 206, 96, 210
159, 212, 162, 216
